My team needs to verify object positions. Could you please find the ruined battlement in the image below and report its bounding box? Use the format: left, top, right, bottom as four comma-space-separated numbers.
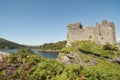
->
67, 22, 83, 30
66, 20, 116, 46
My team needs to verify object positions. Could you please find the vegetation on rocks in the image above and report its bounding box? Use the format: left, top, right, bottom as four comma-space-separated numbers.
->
58, 41, 120, 80
0, 48, 83, 80
61, 41, 120, 58
1, 41, 120, 80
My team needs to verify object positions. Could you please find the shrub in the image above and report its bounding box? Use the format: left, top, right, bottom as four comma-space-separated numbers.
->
1, 49, 83, 80
60, 47, 77, 54
103, 42, 119, 51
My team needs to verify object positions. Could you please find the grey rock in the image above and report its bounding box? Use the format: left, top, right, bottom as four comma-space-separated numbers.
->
57, 52, 80, 64
0, 51, 10, 61
112, 57, 120, 64
85, 59, 98, 66
57, 52, 97, 66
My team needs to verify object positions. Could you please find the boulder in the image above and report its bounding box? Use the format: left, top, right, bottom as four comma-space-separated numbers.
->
0, 51, 10, 61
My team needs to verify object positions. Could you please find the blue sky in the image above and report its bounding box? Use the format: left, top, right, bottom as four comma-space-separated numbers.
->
0, 0, 120, 45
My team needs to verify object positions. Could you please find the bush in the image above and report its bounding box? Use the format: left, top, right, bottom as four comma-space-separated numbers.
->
84, 69, 120, 80
103, 42, 119, 51
1, 48, 83, 80
17, 48, 34, 54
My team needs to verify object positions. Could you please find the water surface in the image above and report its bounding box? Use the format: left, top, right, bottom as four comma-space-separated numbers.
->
0, 49, 58, 59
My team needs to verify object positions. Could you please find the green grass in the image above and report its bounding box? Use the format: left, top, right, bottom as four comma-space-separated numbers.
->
0, 48, 83, 80
59, 41, 120, 80
85, 59, 120, 73
61, 41, 120, 58
1, 41, 120, 80
84, 59, 120, 80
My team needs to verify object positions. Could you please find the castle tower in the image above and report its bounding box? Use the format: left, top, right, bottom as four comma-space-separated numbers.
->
66, 22, 83, 47
94, 20, 116, 44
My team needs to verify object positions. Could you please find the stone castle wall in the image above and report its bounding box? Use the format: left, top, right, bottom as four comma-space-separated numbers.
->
66, 20, 116, 46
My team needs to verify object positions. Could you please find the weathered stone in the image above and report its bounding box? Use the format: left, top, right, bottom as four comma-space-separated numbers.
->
57, 52, 97, 66
0, 51, 10, 61
57, 52, 81, 64
112, 57, 120, 64
66, 20, 116, 46
85, 59, 98, 66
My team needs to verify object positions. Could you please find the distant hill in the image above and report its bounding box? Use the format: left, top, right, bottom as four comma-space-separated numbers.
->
38, 40, 67, 52
0, 38, 26, 49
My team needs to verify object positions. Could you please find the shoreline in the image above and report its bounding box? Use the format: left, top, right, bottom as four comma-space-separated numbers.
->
36, 49, 60, 53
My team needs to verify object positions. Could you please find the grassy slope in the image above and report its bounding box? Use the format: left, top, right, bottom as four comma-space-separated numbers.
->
60, 41, 120, 79
0, 49, 82, 80
73, 49, 120, 75
84, 54, 120, 74
1, 41, 120, 80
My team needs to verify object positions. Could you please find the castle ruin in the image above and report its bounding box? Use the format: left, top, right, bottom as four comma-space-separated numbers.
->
66, 20, 116, 46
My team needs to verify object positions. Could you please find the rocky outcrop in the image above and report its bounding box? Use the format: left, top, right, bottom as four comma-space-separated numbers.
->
66, 20, 116, 46
57, 52, 81, 64
0, 51, 10, 61
107, 56, 120, 65
57, 52, 98, 66
112, 57, 120, 64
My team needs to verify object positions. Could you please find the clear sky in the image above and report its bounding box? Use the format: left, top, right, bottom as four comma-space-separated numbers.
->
0, 0, 120, 45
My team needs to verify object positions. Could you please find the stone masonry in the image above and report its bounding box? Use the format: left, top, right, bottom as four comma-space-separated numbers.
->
66, 20, 116, 46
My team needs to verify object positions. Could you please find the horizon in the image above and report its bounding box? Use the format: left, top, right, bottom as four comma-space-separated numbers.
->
0, 0, 120, 45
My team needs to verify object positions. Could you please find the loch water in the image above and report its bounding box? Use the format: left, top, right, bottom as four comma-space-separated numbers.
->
0, 49, 58, 59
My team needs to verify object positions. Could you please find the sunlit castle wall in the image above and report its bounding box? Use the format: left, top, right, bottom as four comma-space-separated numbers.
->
66, 20, 116, 46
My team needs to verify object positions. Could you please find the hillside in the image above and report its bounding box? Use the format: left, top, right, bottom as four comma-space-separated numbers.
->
0, 38, 26, 49
58, 41, 120, 64
0, 48, 83, 80
0, 42, 120, 80
38, 40, 67, 52
57, 41, 120, 79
